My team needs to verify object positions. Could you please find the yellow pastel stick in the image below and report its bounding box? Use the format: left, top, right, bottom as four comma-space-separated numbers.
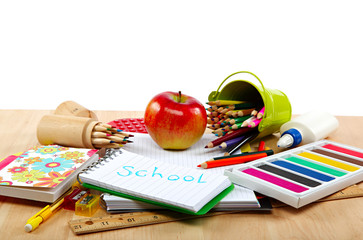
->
298, 152, 359, 172
240, 143, 251, 153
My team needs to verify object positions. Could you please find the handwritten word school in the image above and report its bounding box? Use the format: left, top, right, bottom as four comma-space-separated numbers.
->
117, 166, 207, 183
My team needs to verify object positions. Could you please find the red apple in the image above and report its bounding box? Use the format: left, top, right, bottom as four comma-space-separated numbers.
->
144, 91, 207, 150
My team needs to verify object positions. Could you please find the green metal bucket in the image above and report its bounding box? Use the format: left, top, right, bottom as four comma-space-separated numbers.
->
208, 71, 292, 138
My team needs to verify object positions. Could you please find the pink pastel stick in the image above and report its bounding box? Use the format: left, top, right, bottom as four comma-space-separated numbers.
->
242, 168, 309, 193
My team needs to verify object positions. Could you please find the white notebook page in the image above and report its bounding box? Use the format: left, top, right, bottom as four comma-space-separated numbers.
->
122, 133, 258, 205
80, 150, 231, 212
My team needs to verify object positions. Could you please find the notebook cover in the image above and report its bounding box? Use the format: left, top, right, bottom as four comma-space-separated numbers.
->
0, 145, 98, 188
0, 145, 99, 202
82, 182, 234, 215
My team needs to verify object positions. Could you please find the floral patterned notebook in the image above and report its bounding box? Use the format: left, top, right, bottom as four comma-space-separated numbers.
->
0, 145, 98, 202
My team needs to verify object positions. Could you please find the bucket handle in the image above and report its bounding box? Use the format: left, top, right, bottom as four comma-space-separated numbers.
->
211, 71, 267, 100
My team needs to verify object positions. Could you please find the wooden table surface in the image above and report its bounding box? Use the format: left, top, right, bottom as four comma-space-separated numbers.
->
0, 110, 362, 240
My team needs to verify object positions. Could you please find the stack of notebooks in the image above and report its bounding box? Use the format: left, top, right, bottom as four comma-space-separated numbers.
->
100, 191, 270, 213
78, 133, 267, 215
0, 145, 99, 202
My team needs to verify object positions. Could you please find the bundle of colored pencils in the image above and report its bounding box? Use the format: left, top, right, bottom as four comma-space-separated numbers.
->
91, 122, 133, 149
205, 100, 265, 155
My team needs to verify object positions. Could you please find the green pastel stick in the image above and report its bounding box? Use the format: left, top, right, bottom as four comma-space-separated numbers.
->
284, 156, 346, 177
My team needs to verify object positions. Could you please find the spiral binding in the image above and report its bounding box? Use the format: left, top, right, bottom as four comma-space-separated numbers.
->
77, 148, 123, 185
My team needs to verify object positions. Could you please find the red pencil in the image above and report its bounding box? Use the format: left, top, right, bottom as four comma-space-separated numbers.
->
197, 152, 267, 169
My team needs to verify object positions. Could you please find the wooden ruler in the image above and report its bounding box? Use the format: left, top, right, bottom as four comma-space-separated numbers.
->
319, 184, 363, 202
69, 210, 233, 235
271, 183, 363, 207
69, 183, 363, 234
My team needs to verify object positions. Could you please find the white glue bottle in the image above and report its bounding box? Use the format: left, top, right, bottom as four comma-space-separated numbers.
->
277, 111, 339, 148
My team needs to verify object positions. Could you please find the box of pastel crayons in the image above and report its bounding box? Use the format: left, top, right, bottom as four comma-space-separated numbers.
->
224, 140, 363, 208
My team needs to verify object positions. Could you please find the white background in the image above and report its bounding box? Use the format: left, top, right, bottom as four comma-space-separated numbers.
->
1, 1, 362, 116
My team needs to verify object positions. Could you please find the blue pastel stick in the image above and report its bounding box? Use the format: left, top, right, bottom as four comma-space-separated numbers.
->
271, 160, 335, 182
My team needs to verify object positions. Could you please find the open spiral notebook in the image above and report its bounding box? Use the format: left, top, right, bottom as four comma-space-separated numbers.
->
78, 149, 234, 215
89, 133, 260, 214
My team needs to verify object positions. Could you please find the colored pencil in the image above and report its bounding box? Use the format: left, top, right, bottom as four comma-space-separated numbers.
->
231, 122, 244, 130
113, 132, 134, 138
93, 143, 123, 149
220, 102, 257, 112
224, 115, 250, 125
211, 116, 221, 123
204, 127, 253, 148
91, 122, 133, 149
99, 123, 123, 132
211, 123, 221, 129
208, 111, 219, 117
94, 125, 121, 134
206, 105, 218, 111
212, 128, 225, 136
214, 129, 233, 137
251, 109, 258, 116
99, 123, 114, 128
226, 108, 255, 117
241, 116, 256, 127
207, 100, 246, 106
106, 135, 128, 143
224, 131, 259, 156
248, 118, 262, 128
91, 138, 115, 145
94, 125, 112, 132
210, 149, 274, 161
91, 132, 112, 138
219, 135, 245, 149
257, 106, 265, 119
198, 152, 268, 169
221, 125, 233, 132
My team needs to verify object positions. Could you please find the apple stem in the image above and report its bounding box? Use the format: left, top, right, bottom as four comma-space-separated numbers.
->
178, 91, 182, 103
